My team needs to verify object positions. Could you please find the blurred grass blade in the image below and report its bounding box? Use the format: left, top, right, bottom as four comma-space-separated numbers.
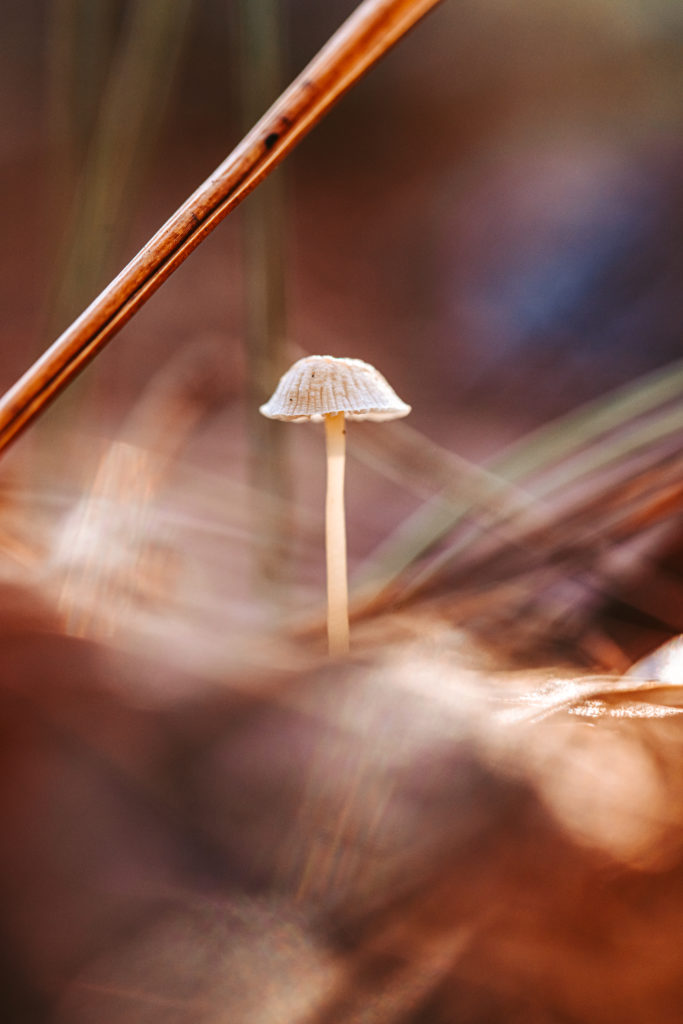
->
489, 358, 683, 484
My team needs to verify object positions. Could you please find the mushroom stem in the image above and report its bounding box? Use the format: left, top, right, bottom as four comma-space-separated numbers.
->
324, 411, 349, 655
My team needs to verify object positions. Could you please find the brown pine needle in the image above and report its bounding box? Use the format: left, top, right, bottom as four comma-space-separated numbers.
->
0, 0, 444, 456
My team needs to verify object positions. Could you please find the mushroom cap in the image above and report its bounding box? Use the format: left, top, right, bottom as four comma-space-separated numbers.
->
259, 355, 411, 422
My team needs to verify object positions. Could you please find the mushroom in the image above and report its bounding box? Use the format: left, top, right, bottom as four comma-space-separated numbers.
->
260, 355, 411, 655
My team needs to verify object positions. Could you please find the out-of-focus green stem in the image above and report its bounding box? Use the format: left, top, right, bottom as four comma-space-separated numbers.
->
47, 0, 116, 186
46, 0, 193, 422
239, 0, 290, 592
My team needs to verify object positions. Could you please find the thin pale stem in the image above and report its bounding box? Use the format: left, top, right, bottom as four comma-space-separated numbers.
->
325, 412, 349, 655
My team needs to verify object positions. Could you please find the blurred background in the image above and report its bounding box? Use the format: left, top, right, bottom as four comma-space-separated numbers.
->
0, 2, 682, 1021
1, 1, 680, 406
2, 0, 681, 411
0, 0, 681, 603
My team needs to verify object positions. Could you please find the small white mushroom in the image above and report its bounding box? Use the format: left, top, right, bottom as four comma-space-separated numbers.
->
260, 355, 410, 654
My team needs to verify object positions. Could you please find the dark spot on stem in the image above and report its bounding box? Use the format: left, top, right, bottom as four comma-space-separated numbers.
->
264, 132, 279, 151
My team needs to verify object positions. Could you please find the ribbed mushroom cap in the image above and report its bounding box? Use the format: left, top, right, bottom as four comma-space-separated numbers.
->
259, 355, 411, 422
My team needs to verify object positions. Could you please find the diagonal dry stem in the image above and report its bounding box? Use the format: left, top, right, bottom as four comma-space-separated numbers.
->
0, 0, 445, 457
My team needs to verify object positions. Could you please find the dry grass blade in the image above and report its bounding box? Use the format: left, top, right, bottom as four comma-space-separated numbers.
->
352, 359, 683, 605
0, 0, 445, 456
387, 453, 683, 654
406, 446, 683, 599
